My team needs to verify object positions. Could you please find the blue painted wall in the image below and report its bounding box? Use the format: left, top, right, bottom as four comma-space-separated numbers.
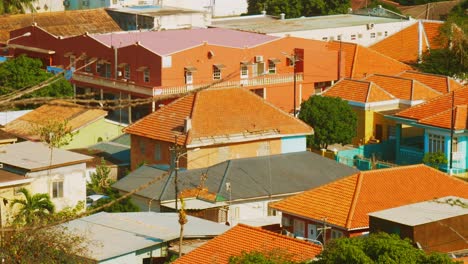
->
281, 136, 306, 153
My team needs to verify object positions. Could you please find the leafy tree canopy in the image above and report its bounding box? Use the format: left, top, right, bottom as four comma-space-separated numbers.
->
0, 0, 35, 14
298, 95, 357, 149
0, 55, 73, 108
422, 151, 448, 169
316, 233, 458, 264
229, 248, 305, 264
247, 0, 350, 18
9, 187, 55, 225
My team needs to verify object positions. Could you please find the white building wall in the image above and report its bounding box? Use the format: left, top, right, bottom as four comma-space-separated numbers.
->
269, 19, 416, 47
158, 12, 210, 29
228, 199, 282, 226
27, 163, 87, 212
161, 0, 247, 17
26, 0, 65, 13
99, 245, 163, 264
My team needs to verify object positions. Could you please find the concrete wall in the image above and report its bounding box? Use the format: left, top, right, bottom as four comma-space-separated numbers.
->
228, 199, 282, 226
26, 163, 87, 211
0, 183, 31, 226
99, 243, 165, 264
353, 107, 397, 146
269, 20, 416, 47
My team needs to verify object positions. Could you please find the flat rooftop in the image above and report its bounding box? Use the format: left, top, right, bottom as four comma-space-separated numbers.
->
106, 5, 204, 16
212, 14, 409, 34
369, 196, 468, 226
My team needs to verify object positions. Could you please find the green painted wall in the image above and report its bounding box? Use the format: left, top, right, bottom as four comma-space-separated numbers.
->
65, 118, 125, 149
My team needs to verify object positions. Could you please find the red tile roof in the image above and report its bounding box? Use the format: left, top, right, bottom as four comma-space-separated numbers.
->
125, 88, 313, 145
364, 74, 441, 101
398, 70, 464, 94
395, 87, 468, 129
326, 42, 413, 79
174, 224, 322, 264
3, 100, 107, 141
370, 21, 443, 63
271, 164, 468, 230
322, 79, 395, 103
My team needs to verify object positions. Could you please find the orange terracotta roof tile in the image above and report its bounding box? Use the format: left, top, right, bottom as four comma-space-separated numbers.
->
327, 42, 413, 79
174, 224, 322, 264
395, 87, 468, 129
3, 100, 107, 141
418, 105, 468, 130
364, 74, 441, 101
0, 9, 122, 42
398, 70, 464, 94
322, 79, 395, 103
271, 164, 468, 230
125, 88, 313, 145
370, 21, 443, 63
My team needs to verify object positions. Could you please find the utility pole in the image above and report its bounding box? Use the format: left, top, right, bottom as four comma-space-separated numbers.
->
293, 50, 297, 117
317, 217, 331, 246
449, 91, 455, 174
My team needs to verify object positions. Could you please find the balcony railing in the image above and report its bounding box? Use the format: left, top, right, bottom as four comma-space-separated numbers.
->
72, 72, 303, 97
398, 145, 424, 165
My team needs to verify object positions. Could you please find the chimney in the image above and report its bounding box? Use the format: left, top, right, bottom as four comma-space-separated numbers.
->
184, 117, 192, 133
280, 13, 285, 20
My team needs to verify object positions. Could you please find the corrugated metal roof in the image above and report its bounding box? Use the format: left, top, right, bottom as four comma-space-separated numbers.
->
62, 212, 230, 261
369, 196, 467, 226
91, 28, 279, 55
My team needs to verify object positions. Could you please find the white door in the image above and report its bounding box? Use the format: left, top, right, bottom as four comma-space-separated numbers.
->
308, 224, 318, 240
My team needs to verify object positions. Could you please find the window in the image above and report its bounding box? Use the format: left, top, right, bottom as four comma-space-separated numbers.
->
308, 224, 318, 240
213, 66, 221, 80
358, 34, 363, 38
268, 60, 276, 74
322, 37, 328, 41
267, 202, 277, 216
293, 219, 305, 237
240, 64, 248, 78
124, 65, 130, 79
377, 32, 383, 36
384, 31, 388, 37
139, 140, 146, 154
96, 62, 102, 73
85, 59, 91, 72
154, 143, 161, 161
185, 71, 193, 84
143, 69, 150, 82
331, 229, 344, 239
428, 134, 445, 153
282, 216, 291, 227
370, 33, 376, 38
337, 35, 342, 41
388, 126, 396, 140
350, 34, 357, 40
452, 137, 458, 153
52, 181, 64, 198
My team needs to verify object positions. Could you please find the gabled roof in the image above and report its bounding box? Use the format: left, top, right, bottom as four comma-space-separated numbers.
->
322, 79, 395, 103
0, 169, 32, 187
394, 87, 468, 129
125, 88, 313, 146
3, 101, 107, 141
326, 41, 413, 79
364, 74, 441, 101
91, 28, 279, 55
112, 151, 359, 202
63, 212, 230, 261
0, 141, 92, 171
271, 164, 468, 230
174, 224, 321, 264
370, 21, 443, 63
0, 9, 122, 42
398, 70, 464, 94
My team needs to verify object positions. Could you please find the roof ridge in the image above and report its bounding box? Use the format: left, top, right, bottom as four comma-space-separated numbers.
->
369, 82, 397, 100
185, 91, 198, 145
345, 173, 363, 229
365, 82, 372, 102
411, 79, 443, 95
350, 44, 358, 77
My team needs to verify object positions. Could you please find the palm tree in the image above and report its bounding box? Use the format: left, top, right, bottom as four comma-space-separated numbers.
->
10, 188, 55, 225
0, 0, 36, 14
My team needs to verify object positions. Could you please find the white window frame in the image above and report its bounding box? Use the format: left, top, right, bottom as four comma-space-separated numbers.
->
240, 64, 248, 79
268, 60, 276, 74
143, 69, 150, 83
52, 181, 64, 198
213, 67, 221, 80
428, 134, 445, 153
185, 71, 193, 84
351, 34, 357, 40
370, 32, 376, 38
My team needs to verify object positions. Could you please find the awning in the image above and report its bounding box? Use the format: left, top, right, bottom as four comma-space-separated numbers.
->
240, 61, 251, 65
118, 62, 128, 68
184, 66, 197, 72
97, 58, 110, 64
136, 66, 148, 72
269, 58, 281, 64
8, 44, 55, 55
213, 64, 226, 69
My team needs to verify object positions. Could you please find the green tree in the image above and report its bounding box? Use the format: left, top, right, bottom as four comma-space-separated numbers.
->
0, 0, 35, 14
90, 188, 140, 213
247, 0, 350, 18
0, 55, 73, 107
422, 151, 448, 169
229, 248, 304, 264
299, 95, 357, 149
9, 188, 55, 225
87, 158, 113, 195
316, 233, 458, 264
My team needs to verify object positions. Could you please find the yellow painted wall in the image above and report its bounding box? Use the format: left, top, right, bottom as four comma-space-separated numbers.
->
187, 139, 282, 169
0, 183, 31, 227
65, 119, 125, 149
352, 107, 397, 146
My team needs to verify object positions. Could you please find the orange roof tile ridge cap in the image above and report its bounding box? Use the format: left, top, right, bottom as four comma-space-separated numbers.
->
184, 91, 199, 145
419, 107, 452, 124
411, 79, 415, 101
365, 82, 372, 102
396, 92, 453, 117
446, 76, 451, 92
345, 172, 364, 229
413, 79, 443, 95
350, 44, 358, 78
238, 88, 313, 132
371, 82, 397, 99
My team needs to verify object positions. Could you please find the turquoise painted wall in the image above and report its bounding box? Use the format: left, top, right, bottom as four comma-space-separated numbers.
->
424, 129, 468, 172
65, 118, 125, 149
281, 136, 306, 153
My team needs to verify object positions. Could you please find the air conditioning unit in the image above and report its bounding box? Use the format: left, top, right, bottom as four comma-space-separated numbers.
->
117, 71, 122, 77
367, 23, 375, 30
82, 0, 89, 6
63, 0, 70, 6
255, 55, 263, 63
